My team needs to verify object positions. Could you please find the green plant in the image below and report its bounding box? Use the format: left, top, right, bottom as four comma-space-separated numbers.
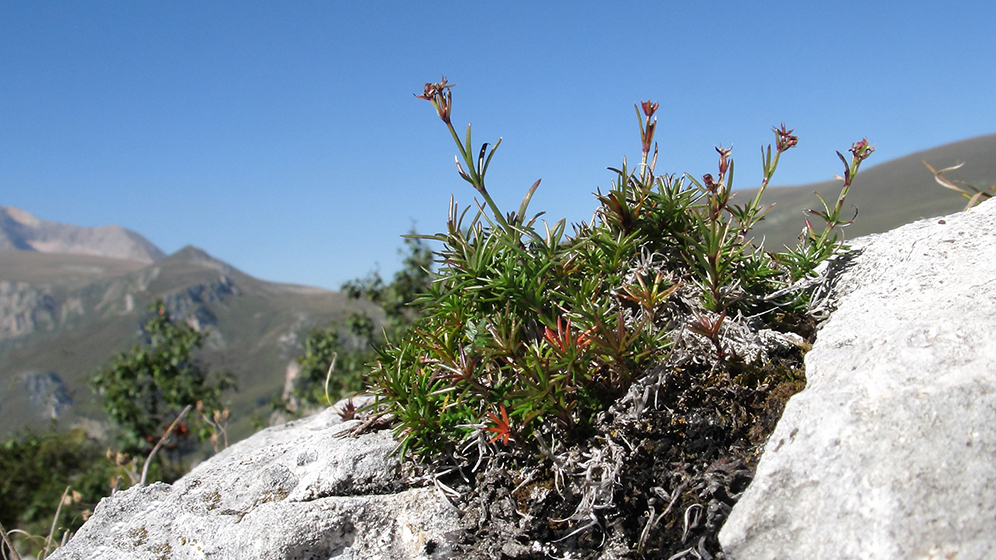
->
291, 324, 364, 409
90, 300, 234, 469
368, 78, 870, 460
342, 232, 434, 339
0, 428, 116, 559
774, 138, 874, 281
284, 234, 434, 412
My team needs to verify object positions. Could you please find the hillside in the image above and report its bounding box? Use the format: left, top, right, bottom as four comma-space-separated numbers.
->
738, 133, 996, 249
0, 246, 379, 443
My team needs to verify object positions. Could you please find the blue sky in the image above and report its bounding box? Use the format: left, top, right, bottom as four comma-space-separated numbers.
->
2, 2, 994, 290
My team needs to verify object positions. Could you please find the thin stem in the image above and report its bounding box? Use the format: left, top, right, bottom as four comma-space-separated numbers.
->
753, 149, 781, 210
43, 486, 71, 554
140, 404, 192, 486
442, 120, 510, 231
0, 519, 24, 560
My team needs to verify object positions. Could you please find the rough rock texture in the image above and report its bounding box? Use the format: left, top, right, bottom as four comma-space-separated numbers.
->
49, 406, 462, 560
720, 199, 996, 559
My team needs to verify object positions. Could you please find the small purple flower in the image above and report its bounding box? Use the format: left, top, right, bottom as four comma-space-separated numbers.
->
415, 76, 455, 124
773, 124, 798, 153
640, 100, 659, 118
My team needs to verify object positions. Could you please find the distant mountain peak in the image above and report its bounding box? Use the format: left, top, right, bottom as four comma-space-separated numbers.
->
0, 205, 166, 264
4, 205, 42, 228
161, 245, 232, 273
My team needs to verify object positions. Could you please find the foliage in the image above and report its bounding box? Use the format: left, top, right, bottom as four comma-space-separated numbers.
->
90, 300, 234, 458
367, 78, 872, 459
291, 325, 365, 408
4, 304, 236, 558
341, 233, 434, 339
289, 234, 434, 410
0, 428, 115, 558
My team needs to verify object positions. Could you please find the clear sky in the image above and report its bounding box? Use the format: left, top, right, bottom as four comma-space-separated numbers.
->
2, 1, 994, 290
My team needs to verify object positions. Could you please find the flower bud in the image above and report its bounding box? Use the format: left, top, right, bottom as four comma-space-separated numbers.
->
773, 124, 798, 152
415, 76, 455, 124
640, 100, 659, 118
716, 146, 732, 176
851, 138, 874, 161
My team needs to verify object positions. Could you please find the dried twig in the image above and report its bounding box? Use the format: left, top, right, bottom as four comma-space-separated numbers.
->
140, 404, 193, 486
0, 519, 24, 560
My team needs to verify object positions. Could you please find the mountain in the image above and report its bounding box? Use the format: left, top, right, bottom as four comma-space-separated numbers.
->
0, 243, 379, 444
0, 205, 166, 264
737, 133, 996, 250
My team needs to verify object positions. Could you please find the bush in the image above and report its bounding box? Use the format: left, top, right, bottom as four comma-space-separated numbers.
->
368, 78, 873, 459
291, 324, 366, 409
91, 300, 234, 464
286, 234, 433, 411
342, 233, 434, 340
0, 428, 116, 557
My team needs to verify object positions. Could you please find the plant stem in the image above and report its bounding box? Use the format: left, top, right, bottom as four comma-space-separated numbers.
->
42, 486, 71, 555
0, 520, 24, 560
140, 404, 192, 486
443, 121, 510, 231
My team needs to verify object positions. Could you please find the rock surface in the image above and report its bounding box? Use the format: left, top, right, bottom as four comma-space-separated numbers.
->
720, 199, 996, 558
49, 405, 462, 560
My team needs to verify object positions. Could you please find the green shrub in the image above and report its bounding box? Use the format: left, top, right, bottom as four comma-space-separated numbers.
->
287, 234, 433, 411
368, 78, 872, 459
342, 234, 434, 340
291, 324, 366, 408
0, 428, 115, 557
91, 300, 234, 460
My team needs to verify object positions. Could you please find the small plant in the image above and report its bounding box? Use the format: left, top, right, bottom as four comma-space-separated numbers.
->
0, 486, 87, 559
774, 137, 874, 282
196, 400, 231, 453
368, 78, 870, 463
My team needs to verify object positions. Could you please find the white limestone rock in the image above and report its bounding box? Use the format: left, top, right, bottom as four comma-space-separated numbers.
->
50, 405, 461, 560
720, 199, 996, 559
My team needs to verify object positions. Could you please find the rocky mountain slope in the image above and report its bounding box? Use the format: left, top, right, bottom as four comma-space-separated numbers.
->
0, 219, 378, 443
0, 205, 166, 264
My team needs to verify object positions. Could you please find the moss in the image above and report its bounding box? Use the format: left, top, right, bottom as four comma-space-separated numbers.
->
129, 526, 148, 547
203, 490, 221, 511
151, 540, 172, 560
